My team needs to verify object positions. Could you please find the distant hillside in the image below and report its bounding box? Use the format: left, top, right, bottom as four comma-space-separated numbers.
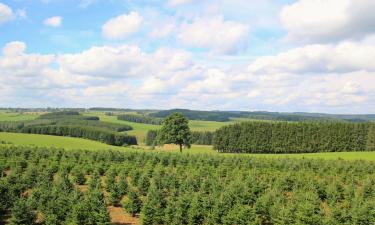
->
150, 109, 375, 122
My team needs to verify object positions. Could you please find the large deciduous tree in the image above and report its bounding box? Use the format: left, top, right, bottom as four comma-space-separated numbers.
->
158, 113, 191, 153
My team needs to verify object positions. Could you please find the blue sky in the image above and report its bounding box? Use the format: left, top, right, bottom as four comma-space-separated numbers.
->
1, 0, 375, 113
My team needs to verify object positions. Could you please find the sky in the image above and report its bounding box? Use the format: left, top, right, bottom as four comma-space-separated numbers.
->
0, 0, 375, 113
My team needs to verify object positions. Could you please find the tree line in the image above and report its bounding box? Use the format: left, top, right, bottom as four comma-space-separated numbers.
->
117, 114, 163, 125
21, 125, 137, 146
2, 146, 375, 224
145, 130, 213, 146
0, 112, 136, 146
214, 121, 375, 153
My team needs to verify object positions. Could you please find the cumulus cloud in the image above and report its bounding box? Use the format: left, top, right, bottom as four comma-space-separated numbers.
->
1, 39, 375, 113
281, 0, 375, 43
43, 16, 62, 27
102, 12, 143, 39
248, 41, 375, 74
177, 16, 249, 54
0, 2, 14, 24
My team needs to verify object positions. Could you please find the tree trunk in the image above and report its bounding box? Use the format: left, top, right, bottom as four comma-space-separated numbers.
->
179, 144, 182, 153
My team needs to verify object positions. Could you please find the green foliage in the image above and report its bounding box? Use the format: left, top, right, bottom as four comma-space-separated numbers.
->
366, 123, 375, 151
9, 198, 36, 225
122, 189, 142, 216
2, 146, 375, 224
118, 114, 163, 125
145, 130, 158, 146
150, 109, 232, 122
214, 121, 373, 153
71, 167, 86, 185
0, 111, 135, 146
191, 131, 213, 145
141, 185, 165, 225
158, 113, 191, 152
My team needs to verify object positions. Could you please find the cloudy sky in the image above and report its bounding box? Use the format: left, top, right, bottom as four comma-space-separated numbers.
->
1, 0, 375, 113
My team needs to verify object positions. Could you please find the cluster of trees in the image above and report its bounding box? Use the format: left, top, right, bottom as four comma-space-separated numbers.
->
214, 121, 375, 153
191, 131, 213, 145
117, 114, 163, 125
150, 109, 375, 122
150, 109, 231, 122
2, 145, 375, 224
146, 130, 213, 146
21, 125, 137, 146
0, 112, 136, 146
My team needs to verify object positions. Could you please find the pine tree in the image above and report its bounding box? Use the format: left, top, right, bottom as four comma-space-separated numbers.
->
141, 185, 165, 225
87, 189, 111, 225
188, 192, 205, 225
122, 189, 142, 216
109, 184, 121, 206
138, 175, 150, 196
9, 198, 36, 225
366, 124, 375, 151
118, 173, 129, 196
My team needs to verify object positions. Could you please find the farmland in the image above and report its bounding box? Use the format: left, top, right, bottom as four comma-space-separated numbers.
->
1, 109, 375, 225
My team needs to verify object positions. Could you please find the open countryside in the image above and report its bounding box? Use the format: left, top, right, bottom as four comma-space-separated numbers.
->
1, 0, 375, 225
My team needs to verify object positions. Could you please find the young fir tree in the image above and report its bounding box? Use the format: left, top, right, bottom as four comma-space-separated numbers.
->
71, 167, 86, 185
158, 113, 191, 153
137, 175, 150, 196
9, 198, 36, 225
122, 189, 142, 216
87, 189, 111, 225
141, 184, 165, 225
108, 183, 121, 206
118, 173, 129, 196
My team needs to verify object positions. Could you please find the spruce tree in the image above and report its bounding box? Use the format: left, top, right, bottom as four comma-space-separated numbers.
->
122, 189, 142, 216
9, 198, 36, 225
141, 184, 165, 225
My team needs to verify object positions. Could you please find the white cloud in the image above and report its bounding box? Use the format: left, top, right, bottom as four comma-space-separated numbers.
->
168, 0, 197, 7
1, 39, 375, 113
177, 16, 249, 54
58, 45, 149, 78
0, 2, 14, 24
281, 0, 375, 43
102, 12, 143, 40
2, 41, 26, 56
43, 16, 62, 27
248, 41, 375, 74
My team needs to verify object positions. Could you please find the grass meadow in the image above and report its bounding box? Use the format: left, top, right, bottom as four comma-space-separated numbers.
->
1, 110, 375, 161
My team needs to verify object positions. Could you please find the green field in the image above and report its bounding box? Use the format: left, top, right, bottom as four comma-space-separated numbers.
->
1, 132, 375, 161
0, 132, 128, 151
0, 111, 40, 121
1, 110, 375, 161
84, 111, 236, 143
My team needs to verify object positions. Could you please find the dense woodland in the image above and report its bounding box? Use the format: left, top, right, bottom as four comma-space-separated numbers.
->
149, 109, 375, 122
117, 114, 163, 125
145, 130, 213, 146
0, 112, 136, 146
214, 121, 375, 153
1, 146, 375, 225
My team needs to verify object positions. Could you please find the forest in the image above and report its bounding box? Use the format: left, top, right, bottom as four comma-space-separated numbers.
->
145, 130, 213, 146
213, 121, 375, 153
117, 114, 163, 125
1, 146, 375, 225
